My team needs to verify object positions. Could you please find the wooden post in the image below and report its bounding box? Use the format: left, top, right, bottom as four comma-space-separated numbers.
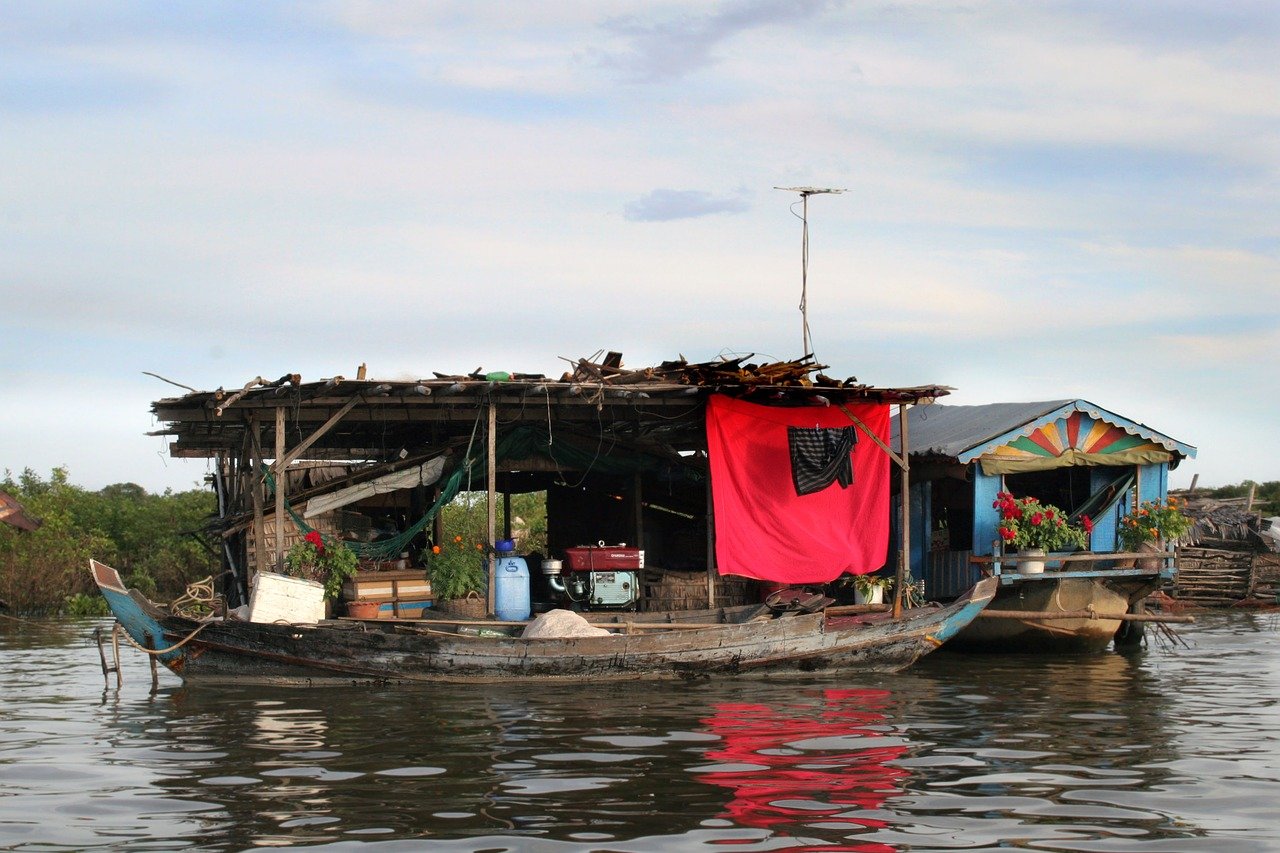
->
486, 399, 497, 615
250, 414, 266, 576
432, 485, 444, 545
632, 473, 644, 547
1246, 483, 1256, 512
706, 467, 717, 608
274, 406, 285, 571
895, 403, 910, 619
503, 491, 512, 540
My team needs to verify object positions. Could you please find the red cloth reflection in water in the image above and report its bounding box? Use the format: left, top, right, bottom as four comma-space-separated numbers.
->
699, 689, 907, 852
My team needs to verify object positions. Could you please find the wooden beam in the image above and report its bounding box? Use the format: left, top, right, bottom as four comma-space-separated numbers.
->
837, 402, 906, 470
271, 395, 361, 474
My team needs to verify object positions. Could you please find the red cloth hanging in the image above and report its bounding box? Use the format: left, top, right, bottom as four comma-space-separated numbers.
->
706, 395, 890, 583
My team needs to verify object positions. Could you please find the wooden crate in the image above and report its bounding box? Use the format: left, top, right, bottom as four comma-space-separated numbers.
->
342, 570, 431, 602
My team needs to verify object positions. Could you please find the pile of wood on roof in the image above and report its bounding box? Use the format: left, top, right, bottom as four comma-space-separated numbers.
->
563, 350, 868, 389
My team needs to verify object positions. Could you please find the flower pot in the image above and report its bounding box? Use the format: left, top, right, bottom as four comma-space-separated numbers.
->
1018, 548, 1046, 574
854, 587, 884, 605
345, 600, 381, 619
1137, 538, 1165, 571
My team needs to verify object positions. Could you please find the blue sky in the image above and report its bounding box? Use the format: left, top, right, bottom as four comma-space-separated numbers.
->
1, 1, 1276, 493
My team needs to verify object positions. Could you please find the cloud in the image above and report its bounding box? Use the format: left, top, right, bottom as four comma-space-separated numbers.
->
599, 0, 830, 82
623, 188, 751, 222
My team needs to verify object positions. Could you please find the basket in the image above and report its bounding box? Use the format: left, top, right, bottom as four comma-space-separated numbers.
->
435, 591, 487, 619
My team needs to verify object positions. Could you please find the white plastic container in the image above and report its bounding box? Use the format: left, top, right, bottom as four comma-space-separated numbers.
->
249, 572, 326, 624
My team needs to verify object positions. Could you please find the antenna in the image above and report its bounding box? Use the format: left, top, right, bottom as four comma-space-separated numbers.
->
775, 186, 844, 359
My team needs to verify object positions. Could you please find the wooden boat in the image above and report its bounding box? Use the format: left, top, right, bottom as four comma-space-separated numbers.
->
91, 560, 997, 686
950, 551, 1174, 653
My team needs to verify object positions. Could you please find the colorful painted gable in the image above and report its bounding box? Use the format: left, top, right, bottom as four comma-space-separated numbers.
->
983, 411, 1174, 475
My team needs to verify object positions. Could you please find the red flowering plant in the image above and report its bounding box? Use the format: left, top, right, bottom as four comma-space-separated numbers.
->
992, 492, 1089, 552
284, 529, 359, 599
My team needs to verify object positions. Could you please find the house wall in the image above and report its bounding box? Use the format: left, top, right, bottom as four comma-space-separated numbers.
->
972, 470, 1004, 557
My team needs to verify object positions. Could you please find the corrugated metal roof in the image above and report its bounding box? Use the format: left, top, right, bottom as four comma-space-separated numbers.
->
892, 400, 1196, 462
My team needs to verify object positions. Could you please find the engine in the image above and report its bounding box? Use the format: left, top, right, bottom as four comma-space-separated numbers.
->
543, 543, 643, 611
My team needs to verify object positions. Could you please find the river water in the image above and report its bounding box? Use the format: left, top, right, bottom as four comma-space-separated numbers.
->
2, 612, 1278, 852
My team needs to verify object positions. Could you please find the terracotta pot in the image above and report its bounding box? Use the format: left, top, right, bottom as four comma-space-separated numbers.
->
1136, 538, 1166, 571
346, 600, 381, 619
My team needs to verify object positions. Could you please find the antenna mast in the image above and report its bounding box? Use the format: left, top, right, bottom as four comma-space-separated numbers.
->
775, 186, 844, 358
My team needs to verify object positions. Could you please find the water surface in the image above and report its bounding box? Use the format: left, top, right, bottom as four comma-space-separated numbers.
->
2, 612, 1278, 851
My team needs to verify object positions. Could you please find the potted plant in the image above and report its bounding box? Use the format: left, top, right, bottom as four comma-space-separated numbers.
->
283, 530, 359, 600
993, 492, 1090, 574
423, 535, 488, 617
1119, 496, 1190, 569
851, 573, 894, 605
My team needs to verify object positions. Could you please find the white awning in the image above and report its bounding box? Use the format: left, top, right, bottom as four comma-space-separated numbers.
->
302, 456, 447, 518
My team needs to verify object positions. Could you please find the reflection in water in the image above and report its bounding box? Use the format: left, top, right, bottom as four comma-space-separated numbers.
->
2, 613, 1280, 850
698, 689, 906, 851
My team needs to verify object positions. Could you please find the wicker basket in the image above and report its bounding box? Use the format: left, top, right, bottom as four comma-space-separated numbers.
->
435, 592, 487, 619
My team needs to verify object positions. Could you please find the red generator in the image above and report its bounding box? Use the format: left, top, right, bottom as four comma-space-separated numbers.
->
544, 543, 644, 610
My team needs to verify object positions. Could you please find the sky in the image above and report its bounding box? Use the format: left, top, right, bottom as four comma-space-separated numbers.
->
1, 1, 1276, 494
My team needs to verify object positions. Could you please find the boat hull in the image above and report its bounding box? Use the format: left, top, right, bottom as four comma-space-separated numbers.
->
92, 560, 997, 686
948, 574, 1163, 653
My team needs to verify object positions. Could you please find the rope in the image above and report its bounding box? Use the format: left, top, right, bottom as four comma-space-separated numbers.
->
113, 620, 210, 656
168, 576, 219, 620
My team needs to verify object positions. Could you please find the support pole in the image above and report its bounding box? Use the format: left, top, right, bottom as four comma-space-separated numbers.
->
895, 403, 910, 619
706, 468, 716, 608
274, 406, 286, 571
250, 415, 266, 576
486, 398, 497, 616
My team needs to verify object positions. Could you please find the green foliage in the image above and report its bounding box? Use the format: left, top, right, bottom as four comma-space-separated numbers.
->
993, 492, 1089, 552
851, 574, 894, 595
439, 491, 547, 555
62, 592, 109, 617
1118, 496, 1192, 549
0, 467, 219, 613
283, 532, 359, 600
423, 536, 487, 601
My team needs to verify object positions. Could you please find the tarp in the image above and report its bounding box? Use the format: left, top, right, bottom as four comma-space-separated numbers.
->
302, 456, 447, 518
706, 395, 890, 583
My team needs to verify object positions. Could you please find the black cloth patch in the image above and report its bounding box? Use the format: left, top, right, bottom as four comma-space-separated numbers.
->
788, 426, 857, 496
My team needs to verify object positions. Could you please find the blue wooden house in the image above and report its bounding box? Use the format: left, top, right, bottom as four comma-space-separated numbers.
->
891, 400, 1196, 651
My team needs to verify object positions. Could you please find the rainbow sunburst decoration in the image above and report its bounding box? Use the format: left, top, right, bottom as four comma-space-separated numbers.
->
990, 411, 1167, 463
